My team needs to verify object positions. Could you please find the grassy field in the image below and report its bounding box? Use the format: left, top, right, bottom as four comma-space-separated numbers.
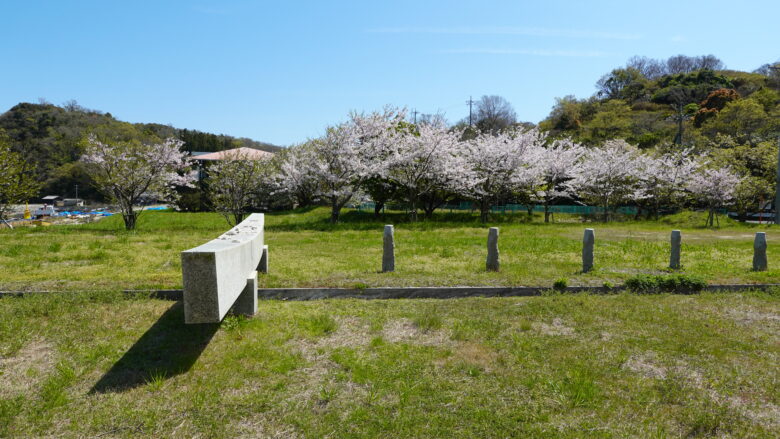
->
1, 207, 779, 291
1, 209, 779, 437
0, 290, 778, 437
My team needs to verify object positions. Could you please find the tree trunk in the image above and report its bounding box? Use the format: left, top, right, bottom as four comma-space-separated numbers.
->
423, 196, 443, 219
233, 212, 245, 226
480, 200, 490, 224
634, 206, 643, 221
374, 201, 384, 218
544, 202, 551, 223
526, 205, 534, 217
330, 199, 341, 224
122, 207, 137, 230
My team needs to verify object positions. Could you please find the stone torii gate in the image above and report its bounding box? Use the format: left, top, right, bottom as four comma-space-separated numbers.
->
181, 214, 268, 324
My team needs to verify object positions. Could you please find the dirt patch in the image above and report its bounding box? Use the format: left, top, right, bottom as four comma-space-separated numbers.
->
382, 318, 452, 346
0, 339, 55, 397
622, 352, 780, 428
288, 316, 371, 363
726, 308, 780, 326
284, 317, 373, 407
534, 318, 575, 336
436, 342, 500, 373
622, 352, 667, 379
234, 415, 302, 439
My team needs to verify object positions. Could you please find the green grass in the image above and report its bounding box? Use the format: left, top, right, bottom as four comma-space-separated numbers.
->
1, 210, 779, 436
0, 291, 778, 437
1, 207, 779, 291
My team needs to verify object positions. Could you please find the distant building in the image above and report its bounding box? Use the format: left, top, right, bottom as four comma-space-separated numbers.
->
190, 147, 274, 181
192, 147, 274, 162
41, 195, 62, 204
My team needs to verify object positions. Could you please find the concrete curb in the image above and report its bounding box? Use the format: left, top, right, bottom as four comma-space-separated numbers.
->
1, 284, 779, 301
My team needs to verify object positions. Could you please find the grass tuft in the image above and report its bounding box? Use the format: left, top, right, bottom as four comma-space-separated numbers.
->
301, 313, 338, 336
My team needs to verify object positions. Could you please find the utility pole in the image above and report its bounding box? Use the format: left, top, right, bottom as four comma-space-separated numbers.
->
466, 96, 475, 126
770, 64, 780, 224
411, 109, 418, 124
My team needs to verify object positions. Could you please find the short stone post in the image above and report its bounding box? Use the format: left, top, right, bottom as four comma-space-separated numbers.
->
382, 225, 395, 272
231, 271, 258, 317
582, 228, 595, 273
670, 230, 681, 269
258, 245, 269, 274
753, 232, 767, 271
486, 227, 499, 271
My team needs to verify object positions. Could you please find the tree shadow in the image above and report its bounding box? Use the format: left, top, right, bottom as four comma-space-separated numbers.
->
265, 209, 547, 232
89, 301, 219, 394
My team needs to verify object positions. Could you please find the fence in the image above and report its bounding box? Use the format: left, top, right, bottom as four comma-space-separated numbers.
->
353, 202, 639, 216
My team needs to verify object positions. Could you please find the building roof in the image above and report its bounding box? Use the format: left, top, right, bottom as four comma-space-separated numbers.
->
193, 147, 274, 161
42, 195, 62, 200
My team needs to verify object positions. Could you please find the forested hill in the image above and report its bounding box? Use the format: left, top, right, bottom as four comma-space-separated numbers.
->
0, 102, 281, 199
538, 55, 780, 149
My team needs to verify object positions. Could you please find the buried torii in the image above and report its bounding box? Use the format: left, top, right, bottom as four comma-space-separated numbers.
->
181, 213, 268, 324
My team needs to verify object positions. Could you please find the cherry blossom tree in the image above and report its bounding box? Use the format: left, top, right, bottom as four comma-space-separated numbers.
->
530, 138, 586, 223
632, 149, 699, 218
274, 142, 320, 208
81, 135, 194, 230
687, 166, 740, 227
206, 149, 271, 226
353, 108, 407, 217
385, 122, 464, 221
274, 109, 403, 223
571, 140, 640, 221
460, 130, 539, 223
308, 124, 365, 223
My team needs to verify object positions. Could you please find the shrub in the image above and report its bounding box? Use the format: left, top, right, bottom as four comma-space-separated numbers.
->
624, 274, 706, 293
553, 278, 568, 291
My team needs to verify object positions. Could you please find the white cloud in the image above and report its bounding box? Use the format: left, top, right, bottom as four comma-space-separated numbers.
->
440, 48, 609, 57
367, 26, 641, 40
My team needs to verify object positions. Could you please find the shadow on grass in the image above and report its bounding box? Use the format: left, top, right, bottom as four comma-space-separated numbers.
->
89, 301, 218, 394
265, 209, 545, 232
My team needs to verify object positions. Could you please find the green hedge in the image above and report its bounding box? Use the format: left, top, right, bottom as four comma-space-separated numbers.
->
624, 274, 707, 293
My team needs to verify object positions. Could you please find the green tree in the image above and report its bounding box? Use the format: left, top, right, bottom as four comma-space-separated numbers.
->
206, 150, 271, 226
581, 100, 632, 143
539, 95, 584, 136
732, 176, 773, 222
0, 132, 40, 220
595, 67, 648, 102
704, 99, 773, 145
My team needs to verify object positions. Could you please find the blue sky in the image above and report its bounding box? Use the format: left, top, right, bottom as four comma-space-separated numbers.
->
2, 0, 779, 146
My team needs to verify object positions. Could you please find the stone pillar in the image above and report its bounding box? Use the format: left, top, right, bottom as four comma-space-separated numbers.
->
753, 232, 768, 271
486, 227, 499, 271
382, 225, 395, 272
582, 228, 595, 273
258, 245, 269, 274
232, 271, 258, 317
670, 230, 681, 269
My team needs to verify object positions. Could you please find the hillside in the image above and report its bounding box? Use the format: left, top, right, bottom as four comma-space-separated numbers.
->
539, 55, 780, 149
0, 102, 281, 200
